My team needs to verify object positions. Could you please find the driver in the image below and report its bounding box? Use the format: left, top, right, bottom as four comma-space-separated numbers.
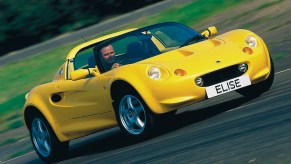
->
100, 45, 121, 71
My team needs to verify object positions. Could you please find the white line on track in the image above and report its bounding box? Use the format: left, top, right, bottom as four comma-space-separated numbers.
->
275, 67, 291, 74
4, 67, 291, 163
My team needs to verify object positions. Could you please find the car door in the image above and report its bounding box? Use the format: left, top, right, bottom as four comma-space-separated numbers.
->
53, 76, 109, 121
50, 46, 116, 137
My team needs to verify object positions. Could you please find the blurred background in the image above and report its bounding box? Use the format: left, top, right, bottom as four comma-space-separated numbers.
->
0, 0, 161, 56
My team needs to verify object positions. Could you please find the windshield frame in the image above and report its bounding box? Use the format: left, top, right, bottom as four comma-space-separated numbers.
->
80, 22, 204, 74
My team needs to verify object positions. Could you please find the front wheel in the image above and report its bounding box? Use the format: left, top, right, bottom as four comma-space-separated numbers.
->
30, 115, 69, 162
115, 91, 155, 139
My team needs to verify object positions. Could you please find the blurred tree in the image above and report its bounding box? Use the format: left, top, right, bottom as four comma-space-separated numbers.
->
0, 0, 161, 56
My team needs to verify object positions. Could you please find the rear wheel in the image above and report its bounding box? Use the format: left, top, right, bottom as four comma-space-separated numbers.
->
30, 115, 69, 162
115, 90, 156, 139
237, 57, 274, 97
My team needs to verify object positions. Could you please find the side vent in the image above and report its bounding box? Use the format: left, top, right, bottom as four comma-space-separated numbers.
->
51, 93, 62, 103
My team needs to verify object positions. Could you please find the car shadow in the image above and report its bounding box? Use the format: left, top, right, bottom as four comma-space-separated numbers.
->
64, 95, 254, 161
156, 96, 254, 134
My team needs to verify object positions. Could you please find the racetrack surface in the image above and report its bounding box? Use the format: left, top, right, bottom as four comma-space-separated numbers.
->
3, 0, 291, 163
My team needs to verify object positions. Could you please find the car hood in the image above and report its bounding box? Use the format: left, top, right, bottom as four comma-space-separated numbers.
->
139, 38, 246, 76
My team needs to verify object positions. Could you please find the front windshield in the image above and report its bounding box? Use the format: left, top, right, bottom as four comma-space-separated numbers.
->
94, 22, 204, 72
149, 24, 201, 48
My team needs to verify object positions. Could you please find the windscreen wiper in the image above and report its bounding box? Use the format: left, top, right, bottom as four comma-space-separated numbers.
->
180, 35, 205, 48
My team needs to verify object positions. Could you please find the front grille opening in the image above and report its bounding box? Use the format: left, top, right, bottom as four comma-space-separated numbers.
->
200, 64, 246, 87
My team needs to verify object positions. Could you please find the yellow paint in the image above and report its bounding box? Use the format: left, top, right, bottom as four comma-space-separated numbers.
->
23, 26, 272, 142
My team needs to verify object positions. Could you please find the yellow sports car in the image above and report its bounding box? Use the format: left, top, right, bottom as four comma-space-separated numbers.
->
23, 22, 274, 162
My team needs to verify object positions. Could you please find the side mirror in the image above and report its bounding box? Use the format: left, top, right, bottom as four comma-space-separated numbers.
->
70, 68, 99, 81
201, 26, 217, 38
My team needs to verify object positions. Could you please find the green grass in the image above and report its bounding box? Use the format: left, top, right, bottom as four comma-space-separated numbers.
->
0, 134, 28, 147
0, 43, 77, 133
0, 113, 23, 133
6, 119, 23, 131
0, 0, 246, 132
122, 0, 246, 29
0, 138, 18, 147
0, 44, 76, 102
0, 93, 26, 115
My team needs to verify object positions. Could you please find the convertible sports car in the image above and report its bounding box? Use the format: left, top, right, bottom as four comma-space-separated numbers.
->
23, 22, 274, 162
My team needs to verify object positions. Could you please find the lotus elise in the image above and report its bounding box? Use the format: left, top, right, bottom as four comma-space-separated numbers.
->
23, 22, 274, 162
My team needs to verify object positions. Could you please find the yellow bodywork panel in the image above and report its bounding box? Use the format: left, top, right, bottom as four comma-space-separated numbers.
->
23, 23, 272, 142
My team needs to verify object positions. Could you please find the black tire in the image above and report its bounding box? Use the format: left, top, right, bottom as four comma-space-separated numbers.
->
158, 109, 177, 122
237, 57, 274, 97
29, 114, 69, 163
114, 90, 156, 139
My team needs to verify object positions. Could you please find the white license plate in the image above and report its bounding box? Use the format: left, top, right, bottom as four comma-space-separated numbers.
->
206, 75, 251, 98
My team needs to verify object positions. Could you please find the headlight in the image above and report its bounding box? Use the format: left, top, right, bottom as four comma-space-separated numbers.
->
245, 36, 257, 48
148, 67, 161, 80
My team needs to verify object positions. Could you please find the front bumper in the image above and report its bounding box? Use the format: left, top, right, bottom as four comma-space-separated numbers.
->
143, 52, 271, 114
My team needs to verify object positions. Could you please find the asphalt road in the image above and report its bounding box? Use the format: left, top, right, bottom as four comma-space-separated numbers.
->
4, 58, 291, 163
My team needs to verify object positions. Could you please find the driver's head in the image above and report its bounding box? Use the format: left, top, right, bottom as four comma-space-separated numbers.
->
100, 45, 116, 65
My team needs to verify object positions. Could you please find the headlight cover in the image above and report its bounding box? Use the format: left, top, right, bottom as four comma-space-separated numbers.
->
245, 36, 257, 48
148, 67, 161, 80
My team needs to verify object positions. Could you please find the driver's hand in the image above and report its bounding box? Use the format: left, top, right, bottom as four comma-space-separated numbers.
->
111, 63, 121, 69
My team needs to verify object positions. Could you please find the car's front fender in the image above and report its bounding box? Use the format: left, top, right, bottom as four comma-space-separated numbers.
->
110, 65, 172, 114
